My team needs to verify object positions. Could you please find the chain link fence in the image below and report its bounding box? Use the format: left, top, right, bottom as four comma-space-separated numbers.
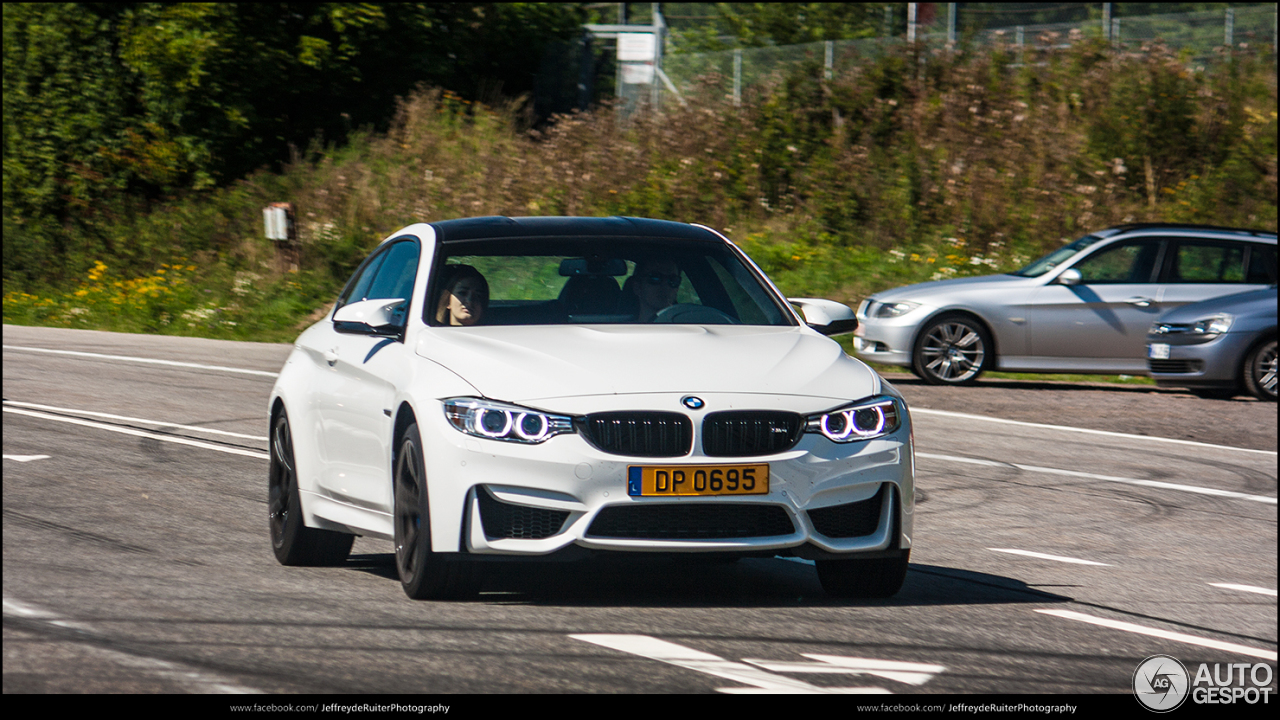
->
664, 5, 1277, 105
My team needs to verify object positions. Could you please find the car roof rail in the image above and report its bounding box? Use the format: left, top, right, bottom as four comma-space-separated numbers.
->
1105, 223, 1277, 239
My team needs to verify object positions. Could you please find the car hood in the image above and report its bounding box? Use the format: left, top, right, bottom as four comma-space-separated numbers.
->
414, 324, 878, 404
870, 273, 1033, 303
1156, 287, 1278, 323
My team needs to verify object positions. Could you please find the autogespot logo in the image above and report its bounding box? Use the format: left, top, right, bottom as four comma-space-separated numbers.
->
1134, 655, 1190, 712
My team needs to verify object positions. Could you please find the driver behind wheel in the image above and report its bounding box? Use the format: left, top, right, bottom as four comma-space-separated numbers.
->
630, 259, 681, 322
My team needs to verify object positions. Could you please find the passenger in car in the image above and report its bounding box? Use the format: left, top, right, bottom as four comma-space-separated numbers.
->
435, 264, 489, 326
630, 259, 681, 322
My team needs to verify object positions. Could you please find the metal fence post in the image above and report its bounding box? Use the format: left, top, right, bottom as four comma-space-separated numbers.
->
1225, 7, 1235, 47
733, 48, 742, 106
824, 41, 833, 81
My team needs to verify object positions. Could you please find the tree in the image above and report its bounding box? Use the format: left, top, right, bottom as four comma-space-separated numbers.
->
3, 3, 586, 284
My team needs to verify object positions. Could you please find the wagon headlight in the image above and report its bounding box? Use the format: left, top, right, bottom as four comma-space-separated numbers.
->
806, 396, 901, 443
443, 398, 574, 444
875, 301, 920, 318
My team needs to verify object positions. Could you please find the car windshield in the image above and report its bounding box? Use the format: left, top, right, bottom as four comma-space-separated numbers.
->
1008, 234, 1104, 278
429, 237, 793, 327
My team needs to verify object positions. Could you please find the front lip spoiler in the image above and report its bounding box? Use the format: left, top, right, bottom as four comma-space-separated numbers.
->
463, 484, 899, 556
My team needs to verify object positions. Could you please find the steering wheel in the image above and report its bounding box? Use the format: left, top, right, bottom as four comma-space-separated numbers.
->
653, 304, 740, 325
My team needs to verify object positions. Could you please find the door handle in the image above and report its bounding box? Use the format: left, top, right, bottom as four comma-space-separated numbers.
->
324, 348, 339, 366
1124, 297, 1153, 308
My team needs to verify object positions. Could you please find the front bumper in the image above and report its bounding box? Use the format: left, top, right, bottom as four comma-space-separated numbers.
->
1146, 332, 1252, 388
852, 300, 931, 368
422, 393, 915, 557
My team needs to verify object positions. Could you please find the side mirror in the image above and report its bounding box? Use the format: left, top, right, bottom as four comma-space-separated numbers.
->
333, 298, 405, 335
789, 298, 858, 336
1055, 268, 1083, 286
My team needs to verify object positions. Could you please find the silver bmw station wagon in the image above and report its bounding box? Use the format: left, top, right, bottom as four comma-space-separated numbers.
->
854, 224, 1277, 385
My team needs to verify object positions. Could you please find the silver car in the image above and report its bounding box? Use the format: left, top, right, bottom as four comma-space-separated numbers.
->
1147, 286, 1277, 401
854, 224, 1278, 384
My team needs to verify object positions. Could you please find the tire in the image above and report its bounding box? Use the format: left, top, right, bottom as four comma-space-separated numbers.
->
816, 550, 911, 599
816, 487, 910, 598
1243, 337, 1278, 402
912, 313, 992, 385
394, 423, 480, 600
269, 409, 354, 566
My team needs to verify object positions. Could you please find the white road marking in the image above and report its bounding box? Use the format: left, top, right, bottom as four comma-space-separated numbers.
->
988, 548, 1112, 566
3, 596, 260, 694
1209, 583, 1278, 598
3, 407, 269, 460
1036, 609, 1279, 661
4, 401, 267, 441
3, 454, 51, 462
6, 344, 1273, 456
743, 655, 946, 686
917, 452, 1277, 505
2, 345, 278, 377
912, 407, 1276, 456
570, 634, 890, 694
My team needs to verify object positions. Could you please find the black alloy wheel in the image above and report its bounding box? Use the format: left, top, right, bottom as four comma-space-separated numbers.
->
393, 423, 480, 600
269, 409, 353, 565
912, 313, 991, 385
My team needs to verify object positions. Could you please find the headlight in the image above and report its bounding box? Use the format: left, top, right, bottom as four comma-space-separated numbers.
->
1192, 314, 1233, 335
874, 301, 920, 318
1150, 314, 1234, 336
805, 396, 901, 443
443, 397, 574, 444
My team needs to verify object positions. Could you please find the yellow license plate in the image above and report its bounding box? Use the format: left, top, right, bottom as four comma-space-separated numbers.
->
628, 464, 769, 497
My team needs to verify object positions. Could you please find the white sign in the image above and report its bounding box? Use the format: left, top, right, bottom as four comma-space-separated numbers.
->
263, 206, 289, 240
621, 63, 654, 85
617, 33, 656, 61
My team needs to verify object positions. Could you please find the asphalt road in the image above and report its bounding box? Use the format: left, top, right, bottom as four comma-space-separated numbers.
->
3, 324, 1276, 700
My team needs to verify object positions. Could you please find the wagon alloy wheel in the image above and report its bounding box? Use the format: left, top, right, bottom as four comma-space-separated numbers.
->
393, 423, 480, 600
1244, 338, 1278, 402
268, 409, 353, 565
913, 314, 991, 385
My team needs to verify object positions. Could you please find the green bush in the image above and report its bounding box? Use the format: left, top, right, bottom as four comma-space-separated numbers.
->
4, 39, 1275, 341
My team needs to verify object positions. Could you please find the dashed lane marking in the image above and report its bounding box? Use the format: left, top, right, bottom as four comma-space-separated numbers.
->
1036, 609, 1278, 661
989, 548, 1112, 566
918, 452, 1277, 505
1208, 583, 1278, 598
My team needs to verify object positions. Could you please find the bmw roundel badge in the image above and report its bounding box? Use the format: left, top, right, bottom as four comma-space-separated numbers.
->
681, 396, 705, 410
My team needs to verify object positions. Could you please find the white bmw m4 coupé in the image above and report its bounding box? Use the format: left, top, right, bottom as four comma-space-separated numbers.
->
268, 216, 915, 599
